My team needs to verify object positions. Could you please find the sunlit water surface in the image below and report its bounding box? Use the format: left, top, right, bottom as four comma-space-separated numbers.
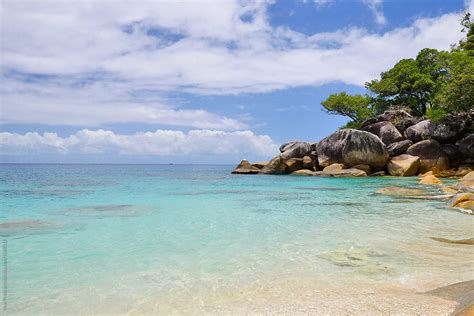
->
0, 164, 472, 314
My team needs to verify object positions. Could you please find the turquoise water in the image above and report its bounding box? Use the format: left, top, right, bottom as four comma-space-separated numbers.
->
1, 164, 473, 314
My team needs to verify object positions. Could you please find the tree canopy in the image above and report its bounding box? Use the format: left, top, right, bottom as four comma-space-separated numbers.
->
321, 12, 473, 126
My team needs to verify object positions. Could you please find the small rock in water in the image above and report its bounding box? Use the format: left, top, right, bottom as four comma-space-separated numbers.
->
232, 159, 260, 174
419, 174, 443, 185
0, 220, 63, 236
376, 187, 425, 196
430, 237, 474, 245
59, 204, 144, 217
318, 247, 393, 275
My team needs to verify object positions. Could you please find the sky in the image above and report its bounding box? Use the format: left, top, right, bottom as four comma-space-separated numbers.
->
0, 0, 472, 164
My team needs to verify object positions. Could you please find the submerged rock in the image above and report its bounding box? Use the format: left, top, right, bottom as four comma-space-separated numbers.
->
387, 154, 420, 176
430, 237, 474, 245
406, 139, 449, 174
318, 247, 392, 274
232, 159, 260, 174
387, 139, 413, 157
259, 156, 288, 175
316, 129, 388, 170
376, 187, 425, 196
0, 220, 63, 236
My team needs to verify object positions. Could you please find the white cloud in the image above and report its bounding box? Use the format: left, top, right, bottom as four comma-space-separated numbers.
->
363, 0, 386, 26
0, 0, 470, 128
0, 129, 278, 158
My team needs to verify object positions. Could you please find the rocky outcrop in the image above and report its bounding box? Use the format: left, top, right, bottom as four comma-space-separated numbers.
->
259, 156, 288, 175
279, 141, 312, 160
361, 121, 403, 145
317, 129, 388, 170
252, 161, 268, 169
387, 154, 420, 176
387, 140, 413, 157
406, 140, 449, 174
232, 160, 261, 174
232, 109, 471, 178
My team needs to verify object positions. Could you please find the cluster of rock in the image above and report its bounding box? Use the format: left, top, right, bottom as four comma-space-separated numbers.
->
233, 109, 473, 178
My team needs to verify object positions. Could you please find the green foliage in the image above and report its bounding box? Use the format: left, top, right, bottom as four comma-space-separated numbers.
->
321, 11, 473, 124
321, 92, 373, 122
434, 50, 474, 112
425, 107, 448, 122
341, 120, 363, 129
365, 49, 447, 116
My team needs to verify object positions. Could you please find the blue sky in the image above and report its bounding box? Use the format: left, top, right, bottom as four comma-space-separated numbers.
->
0, 0, 471, 163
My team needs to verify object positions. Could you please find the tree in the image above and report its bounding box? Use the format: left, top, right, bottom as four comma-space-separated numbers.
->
365, 49, 446, 116
434, 50, 474, 112
321, 92, 372, 122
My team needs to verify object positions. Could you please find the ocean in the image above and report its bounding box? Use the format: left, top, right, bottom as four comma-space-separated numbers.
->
0, 164, 472, 314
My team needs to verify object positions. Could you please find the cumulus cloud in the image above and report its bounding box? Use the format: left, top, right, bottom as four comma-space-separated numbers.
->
1, 0, 470, 128
0, 129, 278, 158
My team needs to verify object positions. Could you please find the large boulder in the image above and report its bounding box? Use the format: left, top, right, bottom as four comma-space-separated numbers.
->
329, 168, 367, 177
285, 158, 303, 173
362, 109, 420, 134
405, 116, 471, 144
316, 129, 388, 170
387, 154, 420, 176
259, 156, 288, 175
361, 121, 403, 145
232, 160, 260, 174
302, 156, 315, 170
457, 134, 474, 164
290, 169, 316, 176
279, 141, 312, 160
404, 120, 433, 142
406, 140, 449, 173
387, 140, 413, 157
442, 144, 462, 168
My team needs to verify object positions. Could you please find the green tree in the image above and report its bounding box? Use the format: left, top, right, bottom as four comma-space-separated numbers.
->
365, 49, 445, 116
321, 92, 373, 122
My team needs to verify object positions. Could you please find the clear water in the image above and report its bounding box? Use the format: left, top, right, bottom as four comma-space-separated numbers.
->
0, 164, 472, 314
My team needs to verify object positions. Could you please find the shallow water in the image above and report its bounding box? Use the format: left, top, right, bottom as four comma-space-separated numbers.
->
0, 164, 472, 314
